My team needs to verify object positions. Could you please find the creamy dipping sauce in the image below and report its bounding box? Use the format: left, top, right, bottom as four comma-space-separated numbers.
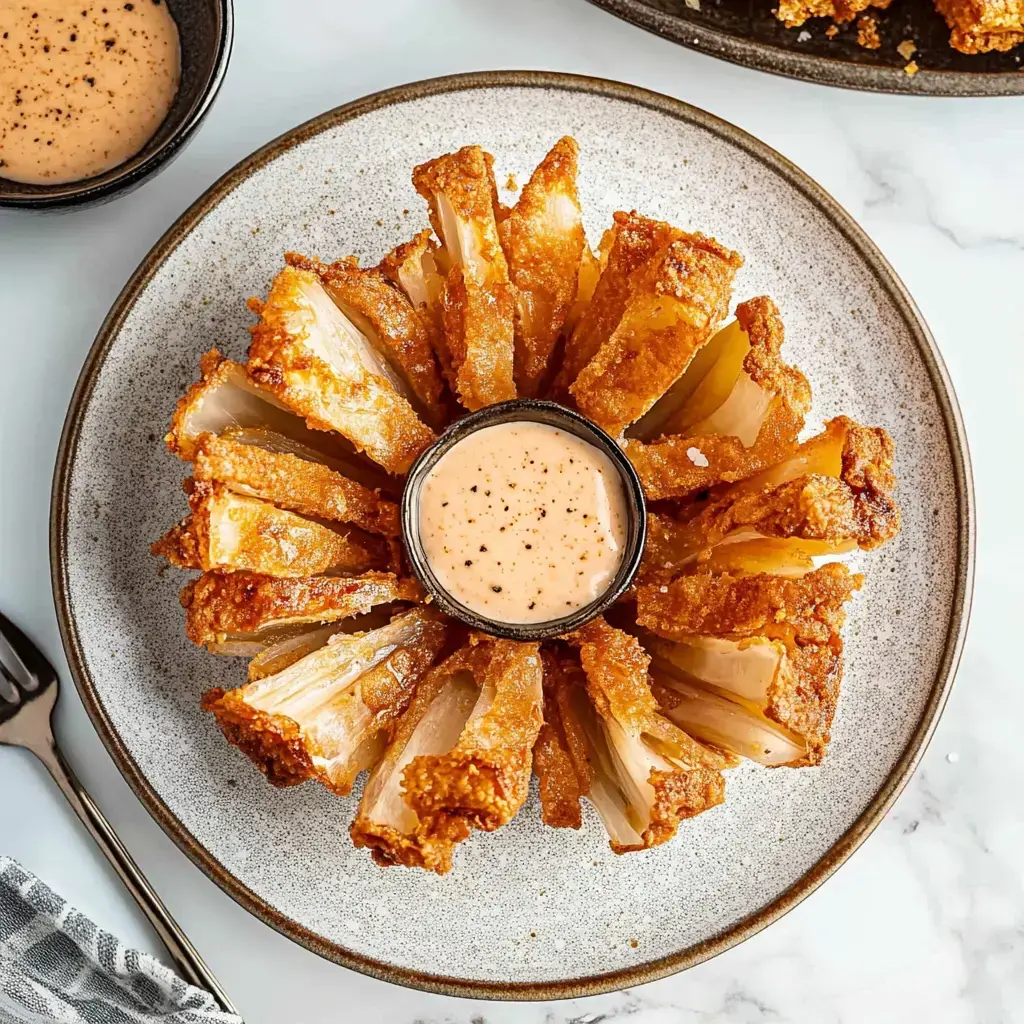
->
418, 421, 629, 625
0, 0, 180, 184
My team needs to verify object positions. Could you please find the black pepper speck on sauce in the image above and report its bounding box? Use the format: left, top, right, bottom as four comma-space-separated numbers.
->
419, 422, 628, 624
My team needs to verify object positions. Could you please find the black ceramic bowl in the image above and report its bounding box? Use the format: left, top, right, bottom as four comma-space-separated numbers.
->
401, 400, 647, 641
0, 0, 233, 209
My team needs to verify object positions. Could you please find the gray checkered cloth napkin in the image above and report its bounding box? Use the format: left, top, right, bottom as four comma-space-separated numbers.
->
0, 858, 241, 1024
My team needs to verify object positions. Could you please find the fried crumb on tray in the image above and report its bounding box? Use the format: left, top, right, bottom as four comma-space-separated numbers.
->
857, 14, 882, 47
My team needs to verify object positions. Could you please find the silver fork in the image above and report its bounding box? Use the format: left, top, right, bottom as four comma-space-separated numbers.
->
0, 611, 238, 1017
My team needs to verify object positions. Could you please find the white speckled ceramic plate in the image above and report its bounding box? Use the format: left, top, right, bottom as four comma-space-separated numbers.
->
51, 72, 973, 999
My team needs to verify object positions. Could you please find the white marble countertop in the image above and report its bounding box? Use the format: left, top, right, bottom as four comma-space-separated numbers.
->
2, 1, 1022, 1021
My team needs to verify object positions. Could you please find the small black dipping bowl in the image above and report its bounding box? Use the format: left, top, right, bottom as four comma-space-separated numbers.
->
401, 400, 647, 641
0, 0, 233, 210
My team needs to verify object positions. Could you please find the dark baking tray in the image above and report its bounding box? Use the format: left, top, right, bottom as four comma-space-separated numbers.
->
587, 0, 1024, 94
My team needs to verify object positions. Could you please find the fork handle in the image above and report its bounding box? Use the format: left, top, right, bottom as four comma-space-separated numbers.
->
31, 737, 239, 1018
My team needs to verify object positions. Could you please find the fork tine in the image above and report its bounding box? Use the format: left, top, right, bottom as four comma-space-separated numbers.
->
0, 612, 55, 692
0, 628, 36, 692
0, 662, 20, 704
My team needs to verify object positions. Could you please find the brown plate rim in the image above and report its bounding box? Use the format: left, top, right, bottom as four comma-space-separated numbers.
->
49, 70, 975, 1000
585, 0, 1024, 96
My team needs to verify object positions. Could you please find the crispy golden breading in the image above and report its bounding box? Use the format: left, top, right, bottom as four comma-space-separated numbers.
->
201, 608, 446, 793
166, 350, 339, 464
377, 228, 453, 391
570, 233, 743, 435
776, 0, 890, 27
640, 417, 899, 583
647, 631, 841, 766
284, 252, 448, 428
857, 14, 882, 47
192, 432, 399, 537
563, 619, 733, 853
152, 481, 389, 578
152, 138, 908, 871
533, 651, 587, 829
181, 570, 422, 647
247, 266, 435, 474
641, 476, 893, 583
777, 640, 843, 763
637, 563, 862, 647
378, 228, 446, 320
647, 618, 847, 765
712, 415, 896, 503
402, 637, 543, 837
567, 620, 732, 772
636, 562, 860, 766
625, 297, 811, 499
412, 145, 516, 410
351, 646, 485, 874
934, 0, 1024, 51
498, 137, 585, 397
551, 211, 679, 399
166, 349, 399, 495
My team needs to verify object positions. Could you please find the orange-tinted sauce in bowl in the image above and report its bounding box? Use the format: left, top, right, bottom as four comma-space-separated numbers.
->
402, 400, 646, 641
0, 0, 180, 185
419, 421, 629, 625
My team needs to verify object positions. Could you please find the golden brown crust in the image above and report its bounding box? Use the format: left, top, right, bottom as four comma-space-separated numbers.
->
636, 563, 862, 647
378, 229, 436, 297
641, 474, 895, 583
412, 146, 516, 410
350, 642, 484, 874
626, 297, 810, 499
284, 252, 448, 429
152, 481, 388, 577
640, 417, 900, 583
200, 688, 316, 787
857, 14, 882, 47
191, 433, 399, 537
413, 145, 501, 236
532, 650, 586, 829
770, 641, 843, 764
181, 570, 422, 646
648, 633, 840, 768
498, 137, 585, 397
631, 766, 726, 853
444, 257, 517, 410
837, 415, 897, 502
551, 211, 680, 399
247, 266, 435, 474
564, 619, 730, 852
566, 619, 732, 773
570, 233, 743, 435
934, 0, 1024, 50
710, 415, 896, 505
202, 610, 447, 794
150, 520, 202, 570
403, 638, 543, 834
376, 229, 448, 364
738, 297, 812, 425
403, 748, 532, 836
351, 820, 458, 874
775, 0, 890, 27
165, 350, 250, 461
